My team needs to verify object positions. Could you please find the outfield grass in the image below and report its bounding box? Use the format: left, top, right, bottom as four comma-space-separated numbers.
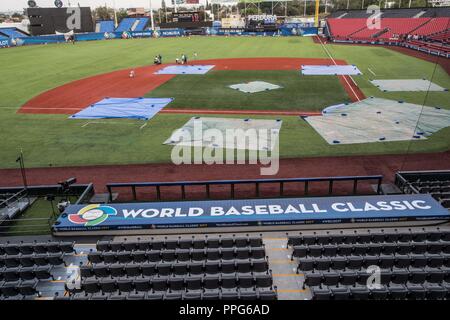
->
146, 70, 350, 111
0, 37, 449, 169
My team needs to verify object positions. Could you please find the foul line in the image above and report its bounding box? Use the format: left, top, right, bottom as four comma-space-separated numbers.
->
316, 36, 361, 102
368, 67, 376, 76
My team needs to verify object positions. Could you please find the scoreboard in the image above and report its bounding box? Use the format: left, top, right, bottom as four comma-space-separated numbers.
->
172, 12, 200, 23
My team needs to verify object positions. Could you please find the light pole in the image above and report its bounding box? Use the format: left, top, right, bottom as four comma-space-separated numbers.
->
149, 0, 155, 30
15, 150, 28, 191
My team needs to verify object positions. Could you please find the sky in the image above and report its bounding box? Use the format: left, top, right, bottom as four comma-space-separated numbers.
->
0, 0, 210, 12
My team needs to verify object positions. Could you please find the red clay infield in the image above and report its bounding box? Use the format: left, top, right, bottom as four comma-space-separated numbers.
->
19, 57, 365, 116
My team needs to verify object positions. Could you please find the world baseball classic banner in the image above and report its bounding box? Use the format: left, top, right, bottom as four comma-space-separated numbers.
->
53, 194, 449, 232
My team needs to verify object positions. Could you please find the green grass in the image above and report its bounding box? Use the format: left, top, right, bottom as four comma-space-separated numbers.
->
5, 196, 76, 235
146, 70, 350, 111
0, 37, 449, 169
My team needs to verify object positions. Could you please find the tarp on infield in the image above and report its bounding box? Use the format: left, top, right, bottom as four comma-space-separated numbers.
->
70, 97, 173, 120
305, 97, 450, 144
154, 65, 215, 75
301, 65, 362, 75
229, 81, 282, 93
370, 79, 448, 92
164, 117, 282, 151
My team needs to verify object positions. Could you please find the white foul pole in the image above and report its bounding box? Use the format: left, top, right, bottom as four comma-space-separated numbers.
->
149, 0, 155, 30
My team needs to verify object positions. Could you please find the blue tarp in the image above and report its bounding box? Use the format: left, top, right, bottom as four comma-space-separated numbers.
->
155, 65, 215, 75
70, 97, 173, 120
301, 65, 362, 75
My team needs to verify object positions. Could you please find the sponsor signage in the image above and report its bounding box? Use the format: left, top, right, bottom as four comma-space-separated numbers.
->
54, 194, 449, 231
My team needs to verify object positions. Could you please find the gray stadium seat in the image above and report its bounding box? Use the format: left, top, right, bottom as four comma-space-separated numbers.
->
100, 278, 116, 293
131, 250, 146, 262
96, 240, 110, 251
311, 285, 331, 300
134, 276, 151, 292
331, 286, 351, 300
157, 262, 172, 276
185, 276, 202, 291
388, 283, 408, 299
251, 247, 265, 259
221, 248, 235, 260
141, 262, 156, 276
175, 249, 190, 262
151, 276, 168, 292
168, 275, 185, 291
173, 262, 188, 276
292, 245, 308, 258
117, 277, 133, 292
350, 286, 370, 300
125, 263, 140, 277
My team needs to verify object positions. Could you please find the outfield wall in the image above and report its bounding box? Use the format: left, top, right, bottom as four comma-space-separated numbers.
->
0, 26, 318, 49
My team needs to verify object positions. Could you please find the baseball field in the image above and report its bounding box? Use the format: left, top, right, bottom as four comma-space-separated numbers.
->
0, 36, 449, 169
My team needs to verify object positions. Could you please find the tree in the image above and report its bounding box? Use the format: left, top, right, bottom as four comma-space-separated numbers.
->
93, 6, 114, 21
116, 9, 129, 22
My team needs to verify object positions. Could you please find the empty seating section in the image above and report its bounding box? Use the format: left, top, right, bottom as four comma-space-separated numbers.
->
326, 12, 450, 57
134, 18, 149, 31
0, 240, 74, 299
115, 18, 137, 32
413, 18, 450, 36
98, 21, 115, 33
429, 30, 450, 43
67, 236, 278, 300
289, 229, 450, 300
0, 28, 28, 39
327, 18, 367, 40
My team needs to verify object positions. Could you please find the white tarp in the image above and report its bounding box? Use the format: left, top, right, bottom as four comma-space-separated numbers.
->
370, 79, 448, 92
301, 65, 362, 76
229, 81, 282, 93
305, 97, 450, 144
164, 117, 282, 151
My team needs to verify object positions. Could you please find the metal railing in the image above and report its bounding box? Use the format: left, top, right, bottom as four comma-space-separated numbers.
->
107, 175, 383, 202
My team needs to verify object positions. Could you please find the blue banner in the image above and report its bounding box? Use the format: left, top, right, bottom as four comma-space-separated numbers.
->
53, 194, 449, 232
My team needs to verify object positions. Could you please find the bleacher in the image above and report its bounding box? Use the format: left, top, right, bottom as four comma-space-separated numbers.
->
289, 228, 450, 300
328, 7, 449, 19
63, 235, 277, 300
326, 9, 450, 57
0, 28, 29, 39
134, 18, 149, 31
97, 21, 115, 33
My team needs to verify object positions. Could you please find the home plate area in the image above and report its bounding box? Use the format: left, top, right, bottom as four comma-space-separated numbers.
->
229, 81, 282, 93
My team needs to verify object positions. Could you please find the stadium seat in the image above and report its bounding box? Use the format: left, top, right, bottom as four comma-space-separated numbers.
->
331, 286, 351, 300
388, 284, 408, 299
117, 277, 133, 292
311, 285, 331, 300
185, 275, 202, 291
152, 276, 168, 292
350, 286, 370, 300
